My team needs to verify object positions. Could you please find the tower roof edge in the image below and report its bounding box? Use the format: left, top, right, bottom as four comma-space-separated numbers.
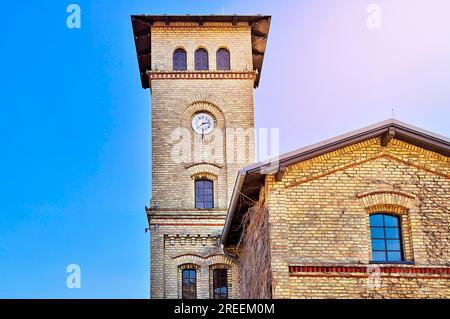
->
131, 14, 271, 89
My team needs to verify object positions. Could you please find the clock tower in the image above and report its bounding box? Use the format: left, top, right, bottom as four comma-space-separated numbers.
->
131, 14, 271, 299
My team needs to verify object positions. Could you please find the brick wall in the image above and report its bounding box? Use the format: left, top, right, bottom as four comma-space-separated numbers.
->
150, 23, 253, 72
266, 137, 450, 298
147, 23, 255, 299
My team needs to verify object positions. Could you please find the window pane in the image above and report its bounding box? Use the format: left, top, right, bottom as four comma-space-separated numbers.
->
372, 251, 387, 261
385, 227, 400, 239
217, 49, 230, 70
387, 240, 401, 251
173, 49, 187, 71
196, 202, 204, 209
182, 269, 197, 299
387, 252, 402, 261
195, 179, 213, 209
370, 227, 385, 239
384, 215, 399, 227
205, 202, 213, 209
370, 214, 384, 226
204, 182, 213, 190
371, 239, 386, 250
213, 269, 228, 299
195, 49, 209, 70
196, 180, 204, 188
370, 213, 404, 262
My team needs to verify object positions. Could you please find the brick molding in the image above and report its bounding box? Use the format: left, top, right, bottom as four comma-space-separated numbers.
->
289, 265, 450, 279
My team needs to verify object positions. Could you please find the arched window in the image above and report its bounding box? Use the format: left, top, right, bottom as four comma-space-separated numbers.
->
195, 48, 209, 70
216, 48, 230, 70
370, 213, 404, 262
182, 269, 197, 299
173, 49, 187, 71
212, 269, 228, 299
195, 179, 213, 209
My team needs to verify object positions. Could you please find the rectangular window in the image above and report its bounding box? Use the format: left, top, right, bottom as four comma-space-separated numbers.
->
173, 49, 187, 71
370, 214, 404, 262
195, 179, 214, 209
182, 269, 197, 299
195, 49, 209, 70
213, 269, 228, 299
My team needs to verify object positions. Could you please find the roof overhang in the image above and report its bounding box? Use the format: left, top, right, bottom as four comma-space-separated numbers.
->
221, 119, 450, 246
130, 14, 271, 89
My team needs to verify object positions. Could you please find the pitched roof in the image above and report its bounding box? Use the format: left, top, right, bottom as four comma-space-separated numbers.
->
130, 14, 271, 89
221, 119, 450, 245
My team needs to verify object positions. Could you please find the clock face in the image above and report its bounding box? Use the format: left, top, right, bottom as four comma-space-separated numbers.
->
192, 113, 215, 135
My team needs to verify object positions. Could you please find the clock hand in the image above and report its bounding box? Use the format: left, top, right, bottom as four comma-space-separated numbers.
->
197, 122, 209, 129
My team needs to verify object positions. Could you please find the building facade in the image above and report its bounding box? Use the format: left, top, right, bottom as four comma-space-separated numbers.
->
131, 15, 271, 299
131, 14, 449, 299
222, 120, 450, 299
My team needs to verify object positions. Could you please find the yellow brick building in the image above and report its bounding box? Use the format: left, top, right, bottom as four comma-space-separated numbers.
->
222, 120, 450, 298
131, 15, 271, 299
131, 14, 449, 299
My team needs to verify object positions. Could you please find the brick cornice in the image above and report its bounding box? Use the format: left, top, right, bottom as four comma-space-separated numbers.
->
147, 70, 256, 83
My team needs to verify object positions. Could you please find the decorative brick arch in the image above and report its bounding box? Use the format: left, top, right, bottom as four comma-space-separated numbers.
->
173, 254, 205, 267
205, 254, 236, 267
182, 101, 226, 130
185, 163, 222, 180
182, 93, 230, 115
356, 190, 417, 211
172, 253, 237, 267
178, 98, 227, 145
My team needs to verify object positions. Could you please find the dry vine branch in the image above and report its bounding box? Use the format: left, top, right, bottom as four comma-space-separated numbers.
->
237, 198, 272, 299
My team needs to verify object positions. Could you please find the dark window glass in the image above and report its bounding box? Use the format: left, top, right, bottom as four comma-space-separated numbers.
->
195, 179, 213, 209
195, 49, 209, 70
216, 48, 230, 70
370, 213, 404, 262
371, 239, 386, 251
182, 269, 197, 299
370, 227, 385, 239
369, 214, 383, 226
213, 269, 228, 299
385, 228, 400, 239
384, 215, 399, 227
173, 49, 187, 71
372, 251, 386, 262
387, 252, 402, 261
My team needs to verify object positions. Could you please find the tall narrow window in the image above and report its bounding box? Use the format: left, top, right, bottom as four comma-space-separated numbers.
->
195, 179, 213, 209
195, 48, 209, 70
173, 49, 187, 71
213, 269, 228, 299
216, 48, 230, 70
370, 213, 404, 262
182, 269, 197, 299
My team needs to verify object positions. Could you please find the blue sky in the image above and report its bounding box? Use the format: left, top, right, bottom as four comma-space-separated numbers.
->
0, 0, 449, 298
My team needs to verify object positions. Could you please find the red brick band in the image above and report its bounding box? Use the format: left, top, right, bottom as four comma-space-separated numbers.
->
150, 223, 225, 227
289, 265, 450, 277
